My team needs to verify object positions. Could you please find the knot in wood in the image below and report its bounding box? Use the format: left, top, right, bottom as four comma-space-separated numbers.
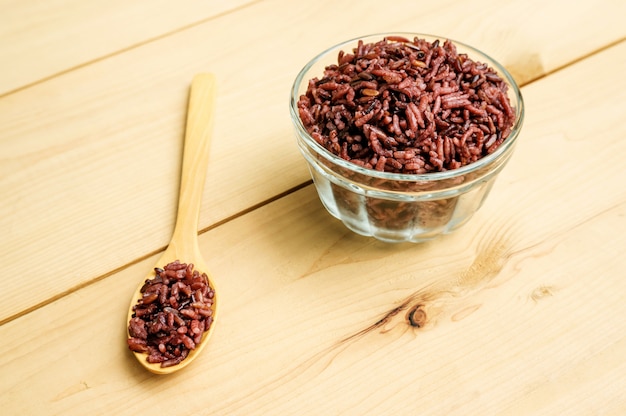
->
406, 304, 427, 328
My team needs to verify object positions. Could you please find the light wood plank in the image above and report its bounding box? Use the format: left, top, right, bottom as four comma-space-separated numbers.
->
1, 0, 625, 323
0, 0, 255, 95
1, 39, 625, 415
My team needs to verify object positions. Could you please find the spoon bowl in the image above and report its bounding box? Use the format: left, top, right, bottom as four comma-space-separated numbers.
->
127, 73, 217, 375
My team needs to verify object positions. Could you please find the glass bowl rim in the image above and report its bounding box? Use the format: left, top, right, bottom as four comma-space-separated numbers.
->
290, 32, 525, 183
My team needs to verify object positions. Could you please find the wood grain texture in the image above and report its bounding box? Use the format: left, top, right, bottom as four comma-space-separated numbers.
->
0, 0, 256, 95
1, 0, 625, 326
1, 38, 625, 415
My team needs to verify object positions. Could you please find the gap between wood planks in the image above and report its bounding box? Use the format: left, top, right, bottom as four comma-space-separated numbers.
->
522, 36, 626, 86
0, 180, 311, 326
0, 0, 264, 98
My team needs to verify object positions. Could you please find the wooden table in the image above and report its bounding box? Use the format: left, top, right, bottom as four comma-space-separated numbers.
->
2, 0, 625, 414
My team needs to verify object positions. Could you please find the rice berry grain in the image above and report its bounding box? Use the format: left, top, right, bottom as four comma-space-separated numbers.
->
127, 260, 214, 368
297, 35, 516, 174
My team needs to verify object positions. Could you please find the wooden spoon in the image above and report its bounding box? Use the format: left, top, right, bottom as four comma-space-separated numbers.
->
126, 73, 218, 374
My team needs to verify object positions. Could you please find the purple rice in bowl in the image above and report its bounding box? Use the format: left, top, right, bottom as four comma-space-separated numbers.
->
290, 33, 524, 243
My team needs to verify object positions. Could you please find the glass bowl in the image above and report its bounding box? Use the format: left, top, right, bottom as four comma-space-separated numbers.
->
289, 33, 524, 243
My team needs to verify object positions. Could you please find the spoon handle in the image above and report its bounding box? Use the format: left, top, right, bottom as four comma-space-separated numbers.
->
171, 73, 216, 244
